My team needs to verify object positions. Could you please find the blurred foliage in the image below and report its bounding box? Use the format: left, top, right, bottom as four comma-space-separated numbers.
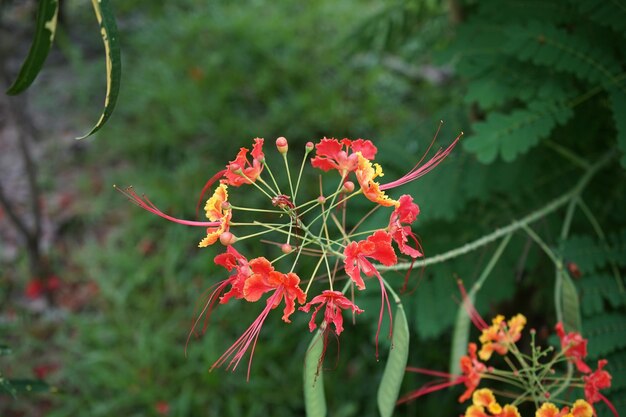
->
1, 0, 625, 416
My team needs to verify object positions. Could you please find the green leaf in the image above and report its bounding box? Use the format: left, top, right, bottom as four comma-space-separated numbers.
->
78, 0, 122, 139
377, 303, 409, 417
4, 379, 53, 394
608, 88, 626, 168
0, 344, 12, 356
561, 269, 582, 333
464, 103, 573, 163
6, 0, 59, 95
303, 331, 326, 417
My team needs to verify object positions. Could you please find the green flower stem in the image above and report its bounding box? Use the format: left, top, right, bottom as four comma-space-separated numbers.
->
260, 162, 282, 196
230, 205, 284, 214
293, 147, 313, 205
379, 150, 615, 272
281, 152, 295, 199
236, 170, 275, 200
304, 255, 327, 295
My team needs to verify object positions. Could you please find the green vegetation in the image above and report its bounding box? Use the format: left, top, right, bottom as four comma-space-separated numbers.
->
1, 0, 624, 416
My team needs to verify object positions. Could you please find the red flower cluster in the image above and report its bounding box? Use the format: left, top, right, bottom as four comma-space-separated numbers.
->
121, 134, 459, 379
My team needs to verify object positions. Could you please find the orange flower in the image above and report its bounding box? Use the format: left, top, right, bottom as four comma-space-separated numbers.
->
459, 343, 487, 402
478, 314, 526, 361
223, 138, 265, 186
473, 389, 502, 415
354, 154, 398, 207
211, 258, 306, 379
199, 183, 232, 247
555, 322, 591, 373
536, 400, 593, 417
463, 389, 520, 417
310, 137, 377, 174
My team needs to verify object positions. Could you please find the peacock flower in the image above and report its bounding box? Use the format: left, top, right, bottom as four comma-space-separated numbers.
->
198, 183, 232, 247
223, 138, 265, 186
473, 389, 502, 415
388, 194, 422, 258
344, 230, 397, 290
242, 257, 306, 322
555, 322, 591, 373
186, 246, 250, 351
344, 230, 397, 357
398, 342, 487, 405
463, 389, 520, 417
299, 290, 363, 336
536, 402, 563, 417
354, 154, 399, 207
583, 360, 613, 407
310, 137, 377, 174
459, 343, 488, 402
536, 400, 593, 417
211, 257, 306, 379
478, 314, 527, 361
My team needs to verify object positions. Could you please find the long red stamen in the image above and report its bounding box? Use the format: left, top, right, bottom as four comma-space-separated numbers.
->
598, 393, 619, 417
116, 186, 219, 227
397, 377, 464, 404
210, 290, 281, 380
457, 278, 488, 330
374, 270, 393, 360
195, 169, 227, 218
380, 133, 462, 190
185, 279, 232, 356
405, 367, 458, 378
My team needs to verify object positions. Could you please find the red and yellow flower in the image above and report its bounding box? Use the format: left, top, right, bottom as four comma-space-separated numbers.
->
223, 138, 265, 186
555, 322, 591, 373
199, 183, 232, 247
310, 137, 377, 174
299, 290, 363, 335
478, 314, 526, 361
355, 154, 398, 207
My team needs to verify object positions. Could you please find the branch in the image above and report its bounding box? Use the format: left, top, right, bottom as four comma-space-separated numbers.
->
380, 150, 616, 272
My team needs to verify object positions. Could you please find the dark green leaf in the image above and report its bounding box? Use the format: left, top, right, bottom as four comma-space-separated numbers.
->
78, 0, 122, 139
0, 345, 12, 356
4, 379, 53, 394
6, 0, 59, 95
303, 331, 326, 417
377, 303, 409, 417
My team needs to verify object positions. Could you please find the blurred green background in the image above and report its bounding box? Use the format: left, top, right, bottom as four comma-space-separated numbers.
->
1, 0, 625, 416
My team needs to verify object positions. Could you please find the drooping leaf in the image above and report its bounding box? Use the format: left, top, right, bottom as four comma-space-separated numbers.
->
303, 331, 326, 417
6, 0, 59, 95
377, 302, 409, 417
78, 0, 122, 139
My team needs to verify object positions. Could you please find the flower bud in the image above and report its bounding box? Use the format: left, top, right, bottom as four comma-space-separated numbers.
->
229, 163, 242, 173
221, 201, 231, 211
305, 141, 314, 152
281, 243, 293, 254
219, 232, 237, 246
317, 195, 326, 204
276, 137, 288, 154
342, 181, 355, 193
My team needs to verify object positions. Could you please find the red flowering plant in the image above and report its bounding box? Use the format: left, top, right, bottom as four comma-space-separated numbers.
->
398, 280, 619, 417
117, 132, 460, 381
